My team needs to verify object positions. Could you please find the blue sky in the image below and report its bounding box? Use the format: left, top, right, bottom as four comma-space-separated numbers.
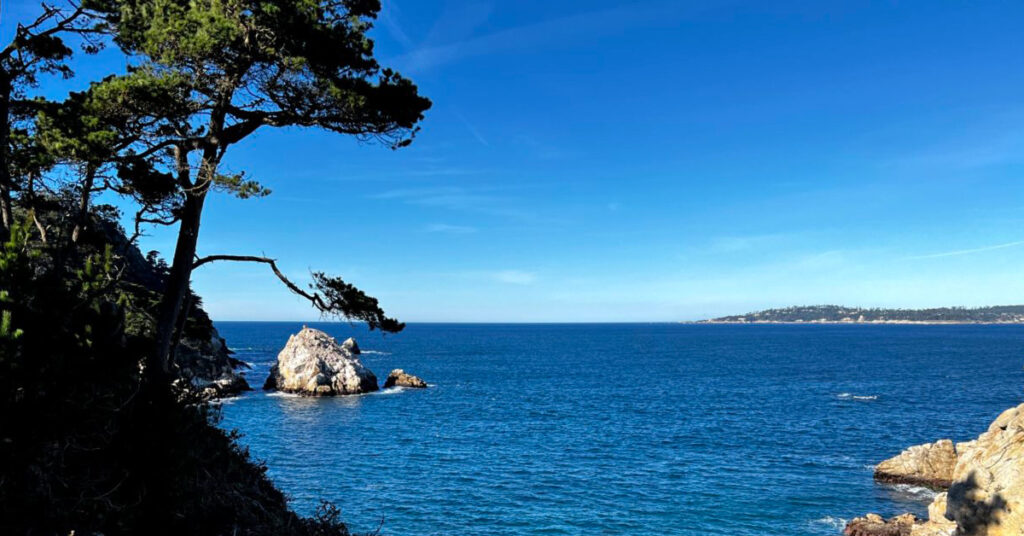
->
6, 0, 1024, 321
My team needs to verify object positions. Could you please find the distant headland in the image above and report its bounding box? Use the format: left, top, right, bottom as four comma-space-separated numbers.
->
699, 305, 1024, 324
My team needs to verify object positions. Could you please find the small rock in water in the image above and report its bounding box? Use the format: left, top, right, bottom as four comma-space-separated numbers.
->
342, 337, 360, 355
383, 369, 427, 389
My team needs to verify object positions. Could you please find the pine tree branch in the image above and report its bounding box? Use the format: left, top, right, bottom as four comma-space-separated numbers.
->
191, 254, 326, 309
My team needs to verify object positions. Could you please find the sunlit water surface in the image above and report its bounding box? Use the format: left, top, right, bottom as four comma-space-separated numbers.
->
215, 323, 1024, 536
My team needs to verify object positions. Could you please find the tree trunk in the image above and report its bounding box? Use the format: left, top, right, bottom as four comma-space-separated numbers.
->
0, 74, 13, 241
154, 104, 227, 376
70, 164, 96, 244
153, 188, 207, 374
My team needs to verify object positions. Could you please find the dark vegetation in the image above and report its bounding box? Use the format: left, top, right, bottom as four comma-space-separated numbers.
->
0, 1, 429, 534
705, 304, 1024, 323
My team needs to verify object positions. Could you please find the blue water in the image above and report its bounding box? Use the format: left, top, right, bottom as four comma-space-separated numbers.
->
215, 323, 1024, 536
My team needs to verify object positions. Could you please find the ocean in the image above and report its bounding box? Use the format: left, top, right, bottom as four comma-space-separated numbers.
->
214, 322, 1024, 535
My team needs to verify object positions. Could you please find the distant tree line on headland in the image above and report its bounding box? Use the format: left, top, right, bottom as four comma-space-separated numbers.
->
703, 305, 1024, 323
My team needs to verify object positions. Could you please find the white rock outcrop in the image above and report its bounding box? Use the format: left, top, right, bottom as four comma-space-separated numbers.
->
262, 328, 378, 396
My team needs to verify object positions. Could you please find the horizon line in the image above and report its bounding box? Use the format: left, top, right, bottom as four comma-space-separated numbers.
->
212, 320, 691, 324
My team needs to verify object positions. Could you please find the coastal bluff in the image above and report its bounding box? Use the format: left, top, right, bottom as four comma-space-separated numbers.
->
701, 305, 1024, 324
263, 327, 379, 396
873, 440, 958, 489
846, 403, 1024, 536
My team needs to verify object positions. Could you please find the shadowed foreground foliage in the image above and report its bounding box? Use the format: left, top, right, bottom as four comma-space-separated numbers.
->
0, 210, 366, 535
0, 1, 423, 532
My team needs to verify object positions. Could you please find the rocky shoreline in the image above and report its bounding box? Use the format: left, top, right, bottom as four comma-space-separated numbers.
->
845, 404, 1024, 536
175, 325, 252, 400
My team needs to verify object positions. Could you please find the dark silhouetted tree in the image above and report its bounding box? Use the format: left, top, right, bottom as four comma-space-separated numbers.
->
0, 1, 108, 239
97, 0, 430, 373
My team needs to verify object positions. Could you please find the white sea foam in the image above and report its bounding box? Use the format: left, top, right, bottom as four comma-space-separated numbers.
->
212, 396, 242, 404
360, 350, 391, 355
887, 483, 940, 501
265, 391, 302, 398
370, 386, 407, 396
837, 392, 879, 401
810, 516, 848, 530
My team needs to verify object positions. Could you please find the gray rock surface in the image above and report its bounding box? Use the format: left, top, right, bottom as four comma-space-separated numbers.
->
341, 337, 360, 355
176, 327, 250, 399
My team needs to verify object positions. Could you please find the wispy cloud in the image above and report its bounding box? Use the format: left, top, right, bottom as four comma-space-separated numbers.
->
421, 1, 495, 50
379, 2, 416, 50
370, 186, 494, 207
706, 232, 802, 254
454, 110, 489, 147
369, 186, 539, 221
424, 223, 477, 234
491, 270, 537, 285
443, 269, 539, 286
905, 240, 1024, 260
395, 1, 693, 72
514, 134, 567, 160
890, 141, 1024, 170
884, 112, 1024, 171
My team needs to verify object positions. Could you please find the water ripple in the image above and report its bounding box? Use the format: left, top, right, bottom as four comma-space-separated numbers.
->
216, 322, 1024, 535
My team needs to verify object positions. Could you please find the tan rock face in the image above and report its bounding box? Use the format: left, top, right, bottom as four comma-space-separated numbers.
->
382, 369, 427, 389
910, 520, 956, 536
929, 493, 950, 523
945, 403, 1024, 536
263, 328, 378, 396
875, 440, 958, 489
907, 492, 957, 536
855, 404, 1024, 536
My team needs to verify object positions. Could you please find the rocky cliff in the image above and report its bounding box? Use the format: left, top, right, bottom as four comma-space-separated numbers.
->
847, 403, 1024, 536
874, 440, 959, 489
97, 218, 249, 398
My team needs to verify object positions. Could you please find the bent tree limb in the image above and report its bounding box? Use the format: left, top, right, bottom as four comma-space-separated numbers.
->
192, 254, 405, 334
